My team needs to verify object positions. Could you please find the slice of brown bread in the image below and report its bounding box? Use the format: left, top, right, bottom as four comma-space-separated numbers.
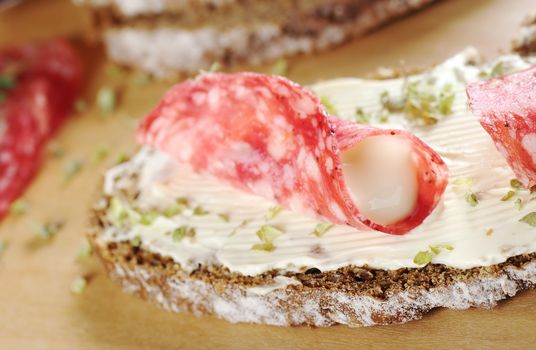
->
75, 0, 436, 77
89, 197, 536, 327
513, 11, 536, 55
88, 47, 536, 326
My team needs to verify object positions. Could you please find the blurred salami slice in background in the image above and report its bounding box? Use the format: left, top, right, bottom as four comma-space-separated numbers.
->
467, 65, 536, 188
138, 73, 448, 235
0, 38, 81, 218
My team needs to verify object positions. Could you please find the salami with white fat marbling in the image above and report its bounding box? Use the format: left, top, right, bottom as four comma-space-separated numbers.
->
137, 73, 447, 234
467, 65, 536, 188
0, 39, 81, 218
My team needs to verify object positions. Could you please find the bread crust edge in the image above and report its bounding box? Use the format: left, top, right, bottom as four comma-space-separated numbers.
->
88, 223, 536, 327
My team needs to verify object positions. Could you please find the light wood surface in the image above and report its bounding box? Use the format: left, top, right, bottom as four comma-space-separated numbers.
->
0, 1, 535, 349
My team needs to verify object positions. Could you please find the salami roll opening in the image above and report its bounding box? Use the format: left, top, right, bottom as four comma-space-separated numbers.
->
137, 73, 448, 235
341, 135, 418, 226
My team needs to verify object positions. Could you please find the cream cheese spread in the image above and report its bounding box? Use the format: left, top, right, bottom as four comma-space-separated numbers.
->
100, 48, 536, 276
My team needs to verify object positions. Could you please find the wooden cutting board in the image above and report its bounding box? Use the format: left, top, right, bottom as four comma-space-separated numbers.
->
0, 1, 535, 349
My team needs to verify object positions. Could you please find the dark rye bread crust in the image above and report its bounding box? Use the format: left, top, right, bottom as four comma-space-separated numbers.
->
89, 205, 536, 327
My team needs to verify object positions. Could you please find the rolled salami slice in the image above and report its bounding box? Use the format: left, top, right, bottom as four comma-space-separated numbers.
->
0, 39, 81, 218
138, 73, 448, 235
467, 65, 536, 188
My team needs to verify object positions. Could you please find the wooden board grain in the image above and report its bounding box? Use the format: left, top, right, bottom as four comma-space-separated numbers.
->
0, 1, 535, 349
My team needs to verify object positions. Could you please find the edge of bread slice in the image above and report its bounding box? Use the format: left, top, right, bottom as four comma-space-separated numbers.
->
89, 204, 536, 327
78, 0, 436, 77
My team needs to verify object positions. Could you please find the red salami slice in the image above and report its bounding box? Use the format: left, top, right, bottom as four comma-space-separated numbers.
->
466, 64, 536, 188
0, 39, 81, 217
329, 118, 448, 233
137, 73, 448, 235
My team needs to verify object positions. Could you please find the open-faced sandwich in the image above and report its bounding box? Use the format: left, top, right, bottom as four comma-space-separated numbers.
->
90, 48, 536, 327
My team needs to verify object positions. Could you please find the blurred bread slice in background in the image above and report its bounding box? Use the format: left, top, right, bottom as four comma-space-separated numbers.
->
73, 0, 437, 78
513, 11, 536, 55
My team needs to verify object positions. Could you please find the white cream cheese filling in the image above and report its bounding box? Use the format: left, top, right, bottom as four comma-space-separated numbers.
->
100, 48, 536, 276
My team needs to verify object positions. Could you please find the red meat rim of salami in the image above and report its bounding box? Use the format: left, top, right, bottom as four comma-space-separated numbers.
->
137, 72, 449, 235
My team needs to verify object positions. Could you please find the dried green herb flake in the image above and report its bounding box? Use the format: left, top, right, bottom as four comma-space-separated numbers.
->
34, 221, 63, 239
209, 62, 222, 73
140, 211, 159, 225
414, 244, 454, 265
115, 153, 130, 164
413, 250, 434, 265
265, 206, 282, 220
270, 58, 288, 76
501, 190, 516, 201
320, 96, 337, 115
515, 198, 523, 211
10, 199, 29, 215
0, 240, 8, 258
96, 86, 116, 114
251, 242, 275, 252
313, 223, 334, 237
464, 192, 478, 207
171, 226, 196, 242
92, 147, 109, 163
510, 179, 523, 190
130, 236, 141, 247
355, 107, 373, 124
163, 206, 183, 218
256, 225, 284, 243
519, 212, 536, 227
109, 197, 129, 226
193, 206, 209, 216
70, 276, 87, 294
218, 213, 230, 222
76, 238, 93, 261
490, 61, 504, 78
0, 75, 15, 89
64, 159, 83, 180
